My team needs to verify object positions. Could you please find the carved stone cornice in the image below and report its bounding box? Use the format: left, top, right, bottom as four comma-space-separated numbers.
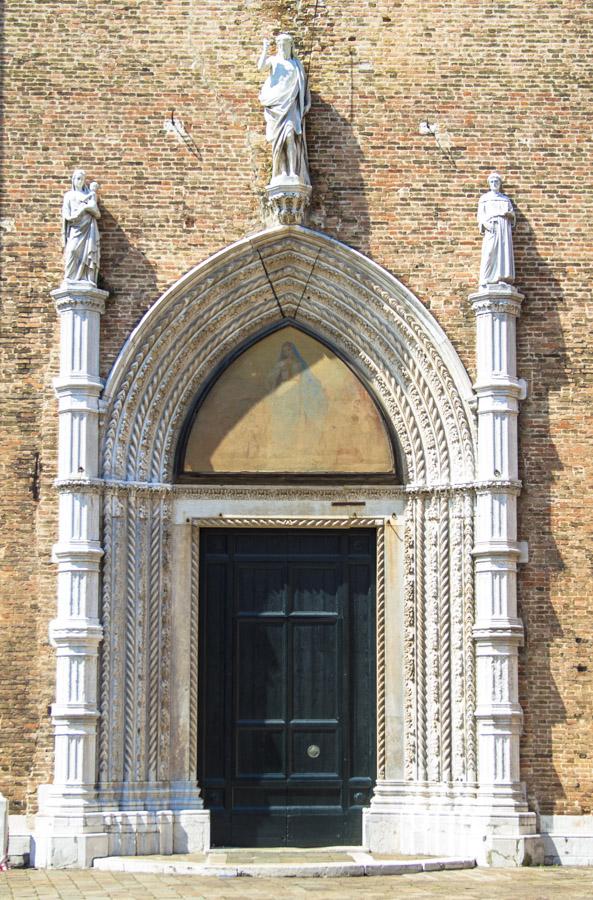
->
469, 286, 523, 318
52, 283, 109, 314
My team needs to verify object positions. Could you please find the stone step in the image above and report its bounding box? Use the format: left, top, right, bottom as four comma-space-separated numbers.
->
93, 848, 476, 878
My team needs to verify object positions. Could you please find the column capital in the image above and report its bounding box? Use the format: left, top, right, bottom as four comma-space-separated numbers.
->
52, 283, 109, 315
469, 284, 523, 317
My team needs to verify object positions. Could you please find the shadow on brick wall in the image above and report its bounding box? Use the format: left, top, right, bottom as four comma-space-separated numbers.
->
307, 93, 370, 255
97, 206, 159, 375
515, 208, 568, 815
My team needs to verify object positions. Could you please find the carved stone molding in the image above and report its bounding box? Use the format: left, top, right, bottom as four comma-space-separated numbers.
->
100, 227, 476, 488
84, 229, 492, 864
190, 515, 385, 529
190, 515, 389, 783
266, 183, 312, 225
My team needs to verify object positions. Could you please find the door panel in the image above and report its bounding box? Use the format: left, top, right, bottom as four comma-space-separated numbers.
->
198, 528, 376, 847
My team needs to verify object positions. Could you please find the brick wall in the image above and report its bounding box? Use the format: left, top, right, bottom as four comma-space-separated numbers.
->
1, 0, 592, 816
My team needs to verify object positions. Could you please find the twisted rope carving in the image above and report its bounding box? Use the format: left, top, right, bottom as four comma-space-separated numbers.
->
98, 494, 113, 782
301, 294, 436, 482
438, 495, 452, 783
402, 502, 417, 780
104, 250, 263, 477
157, 500, 171, 781
112, 255, 443, 485
296, 297, 427, 481
103, 235, 475, 489
463, 492, 477, 781
189, 524, 200, 780
425, 497, 440, 781
376, 524, 387, 779
123, 493, 137, 780
450, 493, 466, 781
149, 299, 279, 481
415, 496, 427, 781
147, 498, 162, 780
189, 516, 383, 529
371, 281, 475, 480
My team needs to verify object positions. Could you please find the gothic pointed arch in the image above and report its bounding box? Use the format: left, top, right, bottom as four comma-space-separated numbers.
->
101, 227, 476, 486
96, 226, 480, 818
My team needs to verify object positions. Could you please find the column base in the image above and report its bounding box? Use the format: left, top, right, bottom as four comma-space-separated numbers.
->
33, 783, 210, 868
364, 782, 544, 867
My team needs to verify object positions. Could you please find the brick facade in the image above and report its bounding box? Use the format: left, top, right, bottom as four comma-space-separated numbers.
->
1, 0, 592, 817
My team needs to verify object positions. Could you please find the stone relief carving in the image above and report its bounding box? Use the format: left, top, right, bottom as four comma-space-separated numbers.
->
478, 172, 515, 289
61, 169, 101, 285
101, 232, 475, 488
97, 230, 479, 795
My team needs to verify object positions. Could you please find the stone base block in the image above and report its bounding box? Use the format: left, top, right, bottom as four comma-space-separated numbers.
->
172, 810, 210, 853
364, 806, 543, 867
33, 806, 209, 868
33, 829, 109, 869
8, 816, 32, 868
540, 815, 593, 866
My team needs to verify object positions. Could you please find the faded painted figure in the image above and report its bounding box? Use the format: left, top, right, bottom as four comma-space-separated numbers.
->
61, 169, 101, 284
478, 172, 515, 288
258, 34, 311, 185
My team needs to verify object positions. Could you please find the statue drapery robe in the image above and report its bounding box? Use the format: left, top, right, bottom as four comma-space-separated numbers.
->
62, 189, 100, 284
259, 54, 311, 184
478, 190, 515, 287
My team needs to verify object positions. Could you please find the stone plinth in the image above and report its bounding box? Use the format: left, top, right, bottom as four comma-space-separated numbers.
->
265, 180, 311, 225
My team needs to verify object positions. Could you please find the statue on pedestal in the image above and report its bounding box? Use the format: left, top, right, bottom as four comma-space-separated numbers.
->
477, 173, 515, 288
61, 169, 101, 285
258, 34, 311, 187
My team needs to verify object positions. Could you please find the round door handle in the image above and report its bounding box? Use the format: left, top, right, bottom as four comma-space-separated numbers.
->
307, 744, 320, 759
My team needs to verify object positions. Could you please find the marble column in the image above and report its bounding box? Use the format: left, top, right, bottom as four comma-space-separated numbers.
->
470, 283, 531, 814
35, 283, 109, 868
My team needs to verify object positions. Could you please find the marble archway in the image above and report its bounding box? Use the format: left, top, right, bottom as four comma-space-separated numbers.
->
37, 225, 537, 867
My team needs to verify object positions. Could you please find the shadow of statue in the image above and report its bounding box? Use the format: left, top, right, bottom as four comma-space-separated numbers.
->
97, 205, 159, 378
514, 205, 570, 816
306, 92, 370, 255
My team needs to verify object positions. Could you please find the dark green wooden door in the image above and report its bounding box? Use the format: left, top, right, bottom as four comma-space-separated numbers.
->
198, 528, 376, 847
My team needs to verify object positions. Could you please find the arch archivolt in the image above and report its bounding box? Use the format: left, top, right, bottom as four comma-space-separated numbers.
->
102, 228, 476, 486
97, 226, 479, 804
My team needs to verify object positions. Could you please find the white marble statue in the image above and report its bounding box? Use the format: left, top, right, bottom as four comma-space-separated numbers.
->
477, 172, 515, 288
258, 33, 311, 186
61, 169, 101, 285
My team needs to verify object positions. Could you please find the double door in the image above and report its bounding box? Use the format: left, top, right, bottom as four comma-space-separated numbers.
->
198, 528, 376, 847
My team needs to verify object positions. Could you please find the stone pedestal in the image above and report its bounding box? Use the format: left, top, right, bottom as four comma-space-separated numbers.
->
265, 180, 311, 225
34, 283, 110, 868
469, 282, 540, 863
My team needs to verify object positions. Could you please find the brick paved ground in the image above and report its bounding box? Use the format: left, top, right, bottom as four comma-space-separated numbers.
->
1, 867, 593, 899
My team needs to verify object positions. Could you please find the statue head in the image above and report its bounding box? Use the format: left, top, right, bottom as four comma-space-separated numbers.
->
71, 169, 87, 192
276, 33, 293, 58
487, 172, 503, 192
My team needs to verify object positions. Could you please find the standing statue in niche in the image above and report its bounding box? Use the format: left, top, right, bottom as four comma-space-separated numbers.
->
477, 172, 515, 288
61, 169, 101, 285
258, 33, 311, 186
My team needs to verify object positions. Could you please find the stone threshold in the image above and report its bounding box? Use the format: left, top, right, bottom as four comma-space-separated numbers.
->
94, 847, 476, 878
